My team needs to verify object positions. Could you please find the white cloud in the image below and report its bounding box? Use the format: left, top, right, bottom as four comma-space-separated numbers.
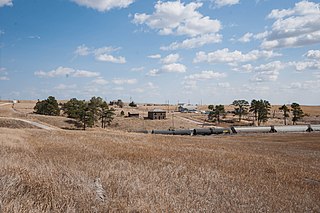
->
72, 70, 100, 77
194, 48, 281, 63
34, 66, 99, 78
185, 70, 226, 80
232, 64, 254, 73
217, 82, 230, 88
54, 84, 77, 90
148, 54, 161, 59
74, 44, 90, 56
160, 33, 222, 50
92, 77, 109, 85
74, 44, 126, 64
291, 61, 320, 71
131, 66, 145, 72
0, 76, 9, 80
161, 63, 186, 73
146, 69, 160, 76
0, 0, 13, 7
238, 32, 253, 43
96, 54, 126, 63
133, 1, 221, 37
261, 1, 320, 49
161, 53, 180, 64
212, 0, 240, 8
112, 78, 137, 85
304, 49, 320, 60
70, 0, 134, 12
251, 61, 285, 82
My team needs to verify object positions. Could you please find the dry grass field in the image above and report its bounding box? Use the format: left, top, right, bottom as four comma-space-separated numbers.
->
0, 128, 320, 212
1, 101, 320, 212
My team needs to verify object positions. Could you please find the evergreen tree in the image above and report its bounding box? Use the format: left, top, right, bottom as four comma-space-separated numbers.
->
208, 104, 225, 123
250, 99, 271, 126
232, 99, 249, 122
279, 104, 290, 125
34, 96, 60, 116
291, 103, 304, 125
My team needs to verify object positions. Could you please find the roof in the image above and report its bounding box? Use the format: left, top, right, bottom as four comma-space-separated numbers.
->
149, 109, 166, 112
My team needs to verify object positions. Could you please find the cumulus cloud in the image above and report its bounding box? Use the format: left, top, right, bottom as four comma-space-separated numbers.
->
194, 48, 281, 63
96, 54, 126, 63
0, 76, 9, 80
185, 70, 227, 80
160, 33, 222, 50
74, 44, 126, 64
212, 0, 240, 8
290, 61, 320, 71
182, 70, 226, 90
54, 84, 77, 90
304, 49, 320, 60
74, 44, 90, 56
0, 0, 13, 7
131, 66, 144, 72
261, 0, 320, 49
161, 63, 186, 73
288, 49, 320, 71
70, 0, 134, 12
92, 77, 109, 85
133, 1, 221, 37
238, 32, 253, 43
251, 61, 285, 82
161, 53, 180, 64
112, 78, 137, 85
146, 69, 160, 76
148, 54, 161, 59
34, 66, 100, 78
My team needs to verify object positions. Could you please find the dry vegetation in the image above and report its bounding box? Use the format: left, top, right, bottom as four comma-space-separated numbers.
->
0, 128, 320, 212
1, 101, 320, 212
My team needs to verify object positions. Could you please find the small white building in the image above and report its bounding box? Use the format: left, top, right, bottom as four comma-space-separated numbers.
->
178, 104, 197, 113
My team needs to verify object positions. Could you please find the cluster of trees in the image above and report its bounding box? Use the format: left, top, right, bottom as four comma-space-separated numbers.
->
34, 96, 60, 116
279, 103, 304, 125
34, 96, 115, 130
207, 99, 304, 126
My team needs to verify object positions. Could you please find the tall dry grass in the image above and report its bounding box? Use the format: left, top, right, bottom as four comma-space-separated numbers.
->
1, 128, 320, 212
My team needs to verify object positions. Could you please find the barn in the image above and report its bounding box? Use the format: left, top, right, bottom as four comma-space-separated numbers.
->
148, 109, 166, 120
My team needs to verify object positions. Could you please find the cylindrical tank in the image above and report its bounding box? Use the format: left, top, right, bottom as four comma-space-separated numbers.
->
274, 125, 309, 132
151, 130, 174, 135
193, 128, 212, 136
211, 128, 231, 134
233, 126, 271, 133
173, 129, 192, 135
311, 125, 320, 131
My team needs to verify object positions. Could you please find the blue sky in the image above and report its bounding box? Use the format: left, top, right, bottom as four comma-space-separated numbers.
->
0, 0, 320, 105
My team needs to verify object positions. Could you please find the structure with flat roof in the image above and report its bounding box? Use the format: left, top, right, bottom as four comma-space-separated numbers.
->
148, 109, 166, 120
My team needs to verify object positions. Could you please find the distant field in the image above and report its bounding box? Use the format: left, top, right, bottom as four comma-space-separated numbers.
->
0, 128, 319, 212
0, 101, 320, 211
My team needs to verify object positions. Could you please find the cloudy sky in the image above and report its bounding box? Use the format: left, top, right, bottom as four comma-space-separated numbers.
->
0, 0, 320, 104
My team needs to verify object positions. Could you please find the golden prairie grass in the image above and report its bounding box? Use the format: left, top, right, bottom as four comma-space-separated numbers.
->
0, 128, 320, 212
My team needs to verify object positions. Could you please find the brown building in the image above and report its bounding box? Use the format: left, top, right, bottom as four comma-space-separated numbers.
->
148, 109, 166, 120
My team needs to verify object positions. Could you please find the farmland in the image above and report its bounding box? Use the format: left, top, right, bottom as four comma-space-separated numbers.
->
0, 101, 320, 212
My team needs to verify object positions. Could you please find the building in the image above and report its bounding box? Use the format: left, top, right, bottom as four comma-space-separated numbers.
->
148, 109, 166, 120
128, 112, 139, 118
178, 104, 197, 113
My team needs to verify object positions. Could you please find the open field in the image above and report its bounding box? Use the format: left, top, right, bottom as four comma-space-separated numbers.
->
1, 101, 320, 131
0, 128, 320, 212
1, 101, 320, 211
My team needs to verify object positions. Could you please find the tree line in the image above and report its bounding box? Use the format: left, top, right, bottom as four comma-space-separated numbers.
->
207, 99, 304, 126
34, 96, 115, 130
